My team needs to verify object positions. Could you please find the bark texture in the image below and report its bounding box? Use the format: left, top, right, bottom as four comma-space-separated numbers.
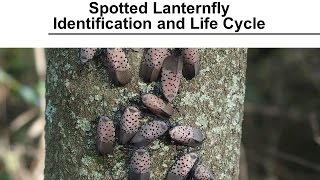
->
45, 48, 247, 180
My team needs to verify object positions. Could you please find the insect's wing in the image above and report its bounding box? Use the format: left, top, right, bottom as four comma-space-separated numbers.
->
129, 172, 151, 180
165, 173, 184, 180
119, 106, 141, 144
161, 56, 183, 102
159, 103, 174, 118
166, 153, 198, 179
105, 48, 132, 86
192, 165, 215, 180
140, 48, 169, 82
116, 70, 131, 85
191, 128, 205, 144
129, 149, 151, 180
130, 120, 168, 147
80, 48, 97, 64
141, 94, 174, 118
96, 116, 115, 155
130, 132, 148, 147
182, 48, 200, 80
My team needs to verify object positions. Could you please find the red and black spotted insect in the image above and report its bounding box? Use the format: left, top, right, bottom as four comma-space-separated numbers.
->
96, 116, 115, 155
181, 48, 200, 80
118, 106, 141, 145
129, 148, 151, 180
191, 164, 214, 180
130, 120, 169, 147
141, 94, 174, 119
169, 126, 204, 147
166, 152, 199, 180
140, 48, 169, 82
161, 55, 183, 103
80, 48, 98, 64
105, 48, 132, 86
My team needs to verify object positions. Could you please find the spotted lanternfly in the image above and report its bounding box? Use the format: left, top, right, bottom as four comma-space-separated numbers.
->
80, 48, 98, 64
105, 48, 131, 86
169, 126, 204, 147
181, 48, 200, 80
119, 106, 141, 145
192, 164, 214, 180
161, 56, 183, 102
166, 152, 199, 180
130, 120, 169, 147
140, 48, 169, 82
96, 116, 115, 155
129, 148, 151, 180
141, 94, 174, 119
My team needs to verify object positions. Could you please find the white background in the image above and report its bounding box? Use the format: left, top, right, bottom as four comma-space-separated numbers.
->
0, 0, 320, 47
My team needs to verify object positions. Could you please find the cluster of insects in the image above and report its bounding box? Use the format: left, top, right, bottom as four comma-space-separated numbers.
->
80, 48, 214, 180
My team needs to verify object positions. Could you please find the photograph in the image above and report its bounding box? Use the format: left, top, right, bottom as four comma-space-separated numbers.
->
0, 48, 319, 180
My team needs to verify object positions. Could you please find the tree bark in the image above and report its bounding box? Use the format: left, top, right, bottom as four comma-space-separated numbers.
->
45, 48, 247, 180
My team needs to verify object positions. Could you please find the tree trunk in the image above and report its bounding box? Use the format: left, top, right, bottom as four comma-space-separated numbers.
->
45, 48, 247, 180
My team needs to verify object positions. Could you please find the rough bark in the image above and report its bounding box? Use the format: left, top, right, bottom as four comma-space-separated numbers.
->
45, 48, 247, 180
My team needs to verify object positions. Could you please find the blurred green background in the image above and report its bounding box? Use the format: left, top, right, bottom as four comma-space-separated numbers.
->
0, 49, 45, 180
0, 49, 320, 180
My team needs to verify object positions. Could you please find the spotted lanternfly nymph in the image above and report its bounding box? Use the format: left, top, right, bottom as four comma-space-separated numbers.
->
141, 94, 174, 119
130, 120, 169, 147
166, 152, 199, 180
161, 56, 183, 103
129, 148, 151, 180
105, 48, 132, 86
181, 48, 200, 80
169, 126, 204, 147
96, 116, 115, 155
191, 164, 214, 180
119, 106, 141, 145
80, 48, 98, 64
140, 48, 169, 82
